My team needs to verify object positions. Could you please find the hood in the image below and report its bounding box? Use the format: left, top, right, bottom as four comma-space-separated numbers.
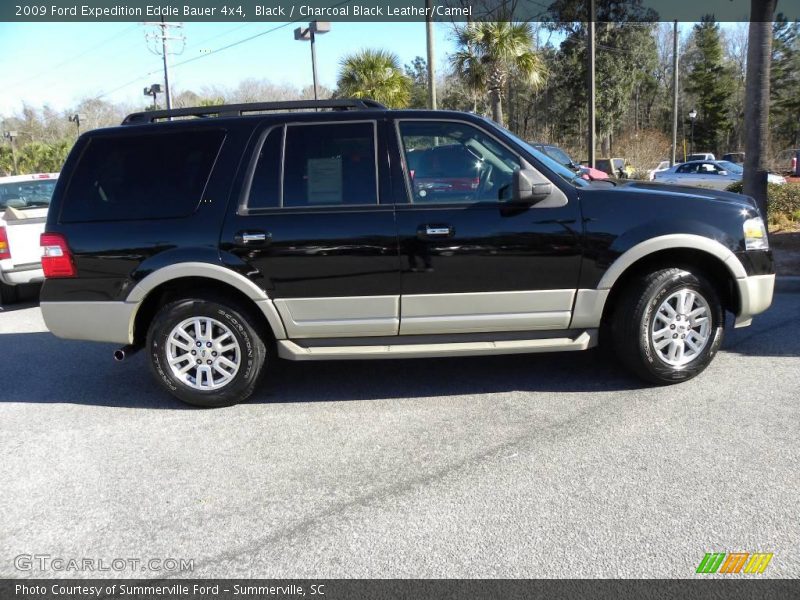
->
610, 180, 757, 210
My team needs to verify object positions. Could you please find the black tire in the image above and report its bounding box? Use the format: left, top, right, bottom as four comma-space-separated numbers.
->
609, 268, 724, 385
0, 282, 19, 305
146, 296, 267, 407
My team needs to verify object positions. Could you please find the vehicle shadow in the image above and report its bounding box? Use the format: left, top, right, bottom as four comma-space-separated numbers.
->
2, 306, 799, 409
0, 332, 641, 409
0, 283, 42, 313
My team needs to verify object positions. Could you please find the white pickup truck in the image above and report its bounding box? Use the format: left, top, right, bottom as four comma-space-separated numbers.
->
0, 173, 58, 304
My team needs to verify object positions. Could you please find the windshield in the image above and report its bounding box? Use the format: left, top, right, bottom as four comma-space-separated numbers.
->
0, 179, 57, 209
542, 146, 574, 166
491, 125, 588, 187
717, 160, 743, 174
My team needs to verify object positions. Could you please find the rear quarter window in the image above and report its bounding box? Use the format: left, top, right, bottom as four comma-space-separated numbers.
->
60, 129, 225, 223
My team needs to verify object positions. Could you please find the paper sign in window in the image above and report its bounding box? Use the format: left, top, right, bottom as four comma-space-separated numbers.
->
306, 157, 342, 204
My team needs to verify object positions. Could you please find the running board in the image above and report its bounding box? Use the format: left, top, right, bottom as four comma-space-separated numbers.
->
277, 331, 597, 361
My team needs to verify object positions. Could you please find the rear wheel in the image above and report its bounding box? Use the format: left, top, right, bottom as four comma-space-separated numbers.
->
0, 282, 19, 305
610, 268, 725, 384
147, 296, 267, 407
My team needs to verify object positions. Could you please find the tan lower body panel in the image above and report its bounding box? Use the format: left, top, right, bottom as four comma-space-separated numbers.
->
273, 295, 399, 338
399, 289, 575, 335
277, 330, 596, 360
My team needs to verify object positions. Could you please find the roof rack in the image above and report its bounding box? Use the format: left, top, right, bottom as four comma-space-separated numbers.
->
121, 98, 387, 125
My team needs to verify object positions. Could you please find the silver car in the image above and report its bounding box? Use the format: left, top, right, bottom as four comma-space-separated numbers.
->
654, 160, 786, 190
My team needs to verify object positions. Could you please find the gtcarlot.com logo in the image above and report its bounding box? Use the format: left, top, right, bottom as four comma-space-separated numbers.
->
696, 552, 773, 574
14, 554, 194, 573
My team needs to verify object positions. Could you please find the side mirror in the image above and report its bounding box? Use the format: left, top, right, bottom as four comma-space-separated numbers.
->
513, 168, 552, 203
718, 170, 728, 176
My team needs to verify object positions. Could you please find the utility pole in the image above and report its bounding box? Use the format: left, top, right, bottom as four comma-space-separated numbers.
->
3, 131, 18, 175
587, 0, 596, 168
425, 0, 437, 109
145, 17, 184, 112
69, 113, 86, 136
671, 20, 679, 166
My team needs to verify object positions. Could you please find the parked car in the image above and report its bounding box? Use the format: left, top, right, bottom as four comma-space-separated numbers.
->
686, 153, 716, 162
775, 148, 799, 176
40, 100, 774, 407
654, 160, 786, 190
0, 173, 58, 304
528, 142, 608, 180
595, 158, 634, 179
722, 152, 745, 164
647, 160, 671, 181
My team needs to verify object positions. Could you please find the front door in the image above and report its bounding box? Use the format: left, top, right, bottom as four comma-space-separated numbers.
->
221, 118, 401, 339
392, 119, 582, 335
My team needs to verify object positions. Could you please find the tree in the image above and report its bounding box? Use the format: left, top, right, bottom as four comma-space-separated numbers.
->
545, 1, 659, 156
404, 56, 429, 109
451, 21, 546, 124
684, 17, 736, 155
770, 17, 800, 150
336, 49, 412, 108
743, 0, 778, 217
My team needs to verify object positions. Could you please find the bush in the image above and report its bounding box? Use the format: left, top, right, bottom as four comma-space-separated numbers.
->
726, 181, 800, 226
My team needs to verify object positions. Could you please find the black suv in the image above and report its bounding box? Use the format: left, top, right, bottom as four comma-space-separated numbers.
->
40, 99, 775, 407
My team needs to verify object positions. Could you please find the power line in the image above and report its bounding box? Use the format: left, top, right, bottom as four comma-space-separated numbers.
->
7, 24, 138, 88
94, 0, 354, 102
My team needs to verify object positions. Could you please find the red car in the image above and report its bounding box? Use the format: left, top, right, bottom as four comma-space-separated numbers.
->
528, 142, 609, 181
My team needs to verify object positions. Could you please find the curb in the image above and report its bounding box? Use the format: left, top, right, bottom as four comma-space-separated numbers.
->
775, 276, 800, 293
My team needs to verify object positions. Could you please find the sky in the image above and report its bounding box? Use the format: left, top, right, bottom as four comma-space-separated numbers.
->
0, 21, 459, 116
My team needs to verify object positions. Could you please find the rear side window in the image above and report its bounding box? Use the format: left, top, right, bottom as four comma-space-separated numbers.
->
282, 122, 377, 207
60, 129, 224, 222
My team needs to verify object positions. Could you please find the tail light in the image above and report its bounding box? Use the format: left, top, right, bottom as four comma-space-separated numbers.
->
0, 227, 10, 260
40, 233, 76, 278
792, 156, 797, 176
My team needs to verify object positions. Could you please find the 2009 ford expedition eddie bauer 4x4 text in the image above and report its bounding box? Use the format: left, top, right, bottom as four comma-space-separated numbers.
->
39, 100, 774, 407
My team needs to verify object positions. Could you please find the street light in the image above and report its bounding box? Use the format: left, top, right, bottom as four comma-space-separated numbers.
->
68, 113, 87, 135
294, 21, 330, 102
688, 108, 698, 156
144, 84, 163, 110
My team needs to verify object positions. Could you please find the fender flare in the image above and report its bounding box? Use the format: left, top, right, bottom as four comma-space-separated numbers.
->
126, 262, 287, 339
596, 234, 747, 290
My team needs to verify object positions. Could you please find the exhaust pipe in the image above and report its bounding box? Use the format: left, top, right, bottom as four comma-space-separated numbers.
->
114, 344, 141, 362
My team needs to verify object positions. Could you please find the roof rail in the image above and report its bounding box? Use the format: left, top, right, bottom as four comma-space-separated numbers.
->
121, 98, 387, 125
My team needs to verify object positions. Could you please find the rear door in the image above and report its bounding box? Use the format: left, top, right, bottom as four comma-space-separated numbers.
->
391, 118, 582, 335
220, 116, 401, 339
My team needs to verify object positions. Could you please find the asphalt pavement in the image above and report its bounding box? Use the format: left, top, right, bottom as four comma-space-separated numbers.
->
0, 291, 798, 578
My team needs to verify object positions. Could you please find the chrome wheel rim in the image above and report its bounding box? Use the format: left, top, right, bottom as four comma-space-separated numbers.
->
167, 317, 241, 390
651, 288, 711, 367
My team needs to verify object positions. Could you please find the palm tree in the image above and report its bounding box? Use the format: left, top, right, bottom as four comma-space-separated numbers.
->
336, 49, 412, 108
451, 21, 546, 125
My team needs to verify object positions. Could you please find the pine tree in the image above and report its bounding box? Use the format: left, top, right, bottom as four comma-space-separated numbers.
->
685, 17, 736, 155
770, 17, 800, 149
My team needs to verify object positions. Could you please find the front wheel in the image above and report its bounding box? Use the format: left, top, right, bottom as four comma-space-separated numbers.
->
147, 297, 267, 407
610, 268, 725, 384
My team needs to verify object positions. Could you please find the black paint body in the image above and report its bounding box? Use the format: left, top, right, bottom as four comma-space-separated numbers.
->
41, 109, 773, 305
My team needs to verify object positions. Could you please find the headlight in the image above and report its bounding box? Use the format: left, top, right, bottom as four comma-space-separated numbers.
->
743, 217, 768, 250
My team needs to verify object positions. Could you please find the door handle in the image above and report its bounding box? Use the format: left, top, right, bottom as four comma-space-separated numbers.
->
420, 225, 454, 238
234, 230, 271, 246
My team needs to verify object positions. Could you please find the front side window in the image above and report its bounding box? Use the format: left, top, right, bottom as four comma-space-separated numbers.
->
60, 129, 224, 223
398, 121, 521, 204
282, 122, 377, 207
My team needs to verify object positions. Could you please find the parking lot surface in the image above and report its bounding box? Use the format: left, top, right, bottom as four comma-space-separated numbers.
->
1, 293, 798, 578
